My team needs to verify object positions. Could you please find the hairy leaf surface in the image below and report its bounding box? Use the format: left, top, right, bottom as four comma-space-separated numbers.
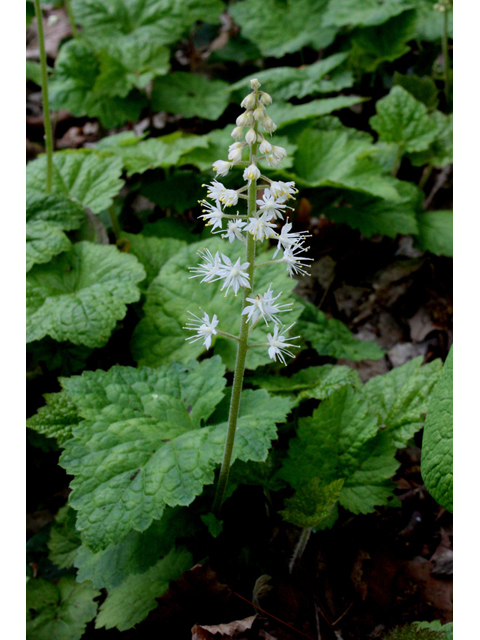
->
48, 506, 82, 569
27, 392, 80, 445
120, 233, 187, 287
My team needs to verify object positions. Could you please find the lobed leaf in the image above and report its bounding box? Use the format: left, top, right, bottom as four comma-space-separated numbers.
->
26, 576, 99, 640
26, 152, 124, 213
120, 233, 187, 287
322, 0, 414, 28
152, 72, 230, 120
95, 547, 193, 631
26, 221, 71, 272
48, 505, 82, 569
280, 478, 344, 529
369, 86, 440, 153
27, 392, 81, 445
27, 242, 146, 347
414, 210, 453, 257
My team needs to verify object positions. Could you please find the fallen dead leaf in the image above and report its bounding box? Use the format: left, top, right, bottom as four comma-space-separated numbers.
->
408, 307, 438, 343
191, 615, 257, 639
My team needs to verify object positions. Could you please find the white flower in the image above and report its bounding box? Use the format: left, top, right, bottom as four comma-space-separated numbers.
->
259, 138, 272, 154
282, 243, 313, 277
200, 199, 224, 230
231, 126, 244, 140
185, 310, 219, 350
260, 92, 272, 106
267, 324, 300, 365
245, 212, 277, 242
266, 154, 283, 168
212, 160, 232, 176
245, 128, 256, 145
256, 189, 290, 220
218, 219, 247, 243
204, 179, 226, 201
243, 164, 261, 183
253, 106, 265, 121
221, 189, 239, 207
273, 221, 310, 257
262, 116, 277, 133
228, 142, 245, 163
189, 249, 223, 283
219, 255, 250, 296
236, 111, 253, 127
241, 93, 256, 110
242, 285, 292, 325
271, 146, 287, 162
269, 181, 298, 201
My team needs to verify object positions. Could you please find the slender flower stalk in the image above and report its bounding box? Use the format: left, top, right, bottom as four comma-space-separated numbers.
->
33, 0, 54, 193
183, 79, 311, 514
64, 0, 79, 37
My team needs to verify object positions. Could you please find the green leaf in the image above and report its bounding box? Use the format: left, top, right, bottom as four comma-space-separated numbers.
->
26, 152, 124, 213
95, 547, 193, 631
131, 237, 303, 370
120, 233, 187, 287
392, 72, 439, 110
280, 478, 344, 528
292, 127, 402, 200
408, 112, 452, 168
250, 364, 361, 406
229, 0, 338, 58
230, 53, 353, 102
27, 192, 86, 230
26, 221, 71, 272
415, 210, 453, 257
75, 506, 195, 590
95, 131, 210, 176
280, 386, 399, 515
349, 11, 417, 73
269, 96, 368, 129
200, 513, 223, 538
421, 348, 452, 512
26, 60, 43, 86
296, 298, 384, 361
410, 0, 453, 41
415, 621, 453, 640
60, 358, 292, 550
152, 72, 230, 120
71, 0, 224, 47
49, 38, 148, 128
26, 576, 99, 640
27, 392, 80, 445
362, 356, 443, 447
323, 184, 420, 239
27, 242, 146, 347
322, 0, 414, 28
139, 169, 204, 213
369, 86, 440, 153
48, 506, 82, 569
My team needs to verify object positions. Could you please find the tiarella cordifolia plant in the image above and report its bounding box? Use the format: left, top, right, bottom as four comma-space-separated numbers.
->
184, 79, 312, 512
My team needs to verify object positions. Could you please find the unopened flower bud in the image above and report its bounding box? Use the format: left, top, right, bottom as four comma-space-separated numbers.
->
245, 128, 256, 145
212, 160, 232, 176
231, 126, 243, 140
271, 145, 287, 161
250, 78, 261, 91
262, 116, 277, 133
243, 163, 261, 183
253, 106, 265, 121
259, 139, 272, 154
228, 143, 244, 162
241, 93, 257, 110
260, 92, 272, 106
236, 111, 253, 127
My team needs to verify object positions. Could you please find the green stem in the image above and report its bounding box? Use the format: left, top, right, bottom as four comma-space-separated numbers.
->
391, 145, 403, 177
418, 163, 433, 190
442, 8, 451, 110
108, 206, 122, 239
34, 0, 53, 193
64, 0, 79, 37
212, 141, 258, 515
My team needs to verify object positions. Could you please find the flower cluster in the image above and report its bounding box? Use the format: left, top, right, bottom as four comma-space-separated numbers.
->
185, 79, 312, 365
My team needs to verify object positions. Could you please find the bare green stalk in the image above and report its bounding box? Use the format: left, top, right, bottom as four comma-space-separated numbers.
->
212, 140, 258, 514
64, 0, 79, 37
33, 0, 53, 193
